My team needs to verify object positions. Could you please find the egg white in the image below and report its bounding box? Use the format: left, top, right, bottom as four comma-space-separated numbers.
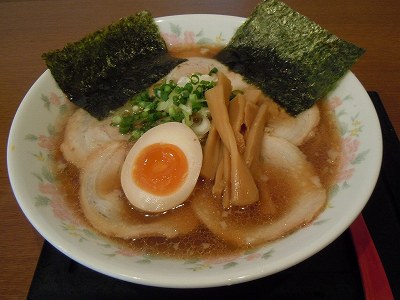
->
121, 122, 203, 213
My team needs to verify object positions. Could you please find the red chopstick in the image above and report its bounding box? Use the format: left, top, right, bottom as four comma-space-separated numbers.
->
349, 214, 394, 300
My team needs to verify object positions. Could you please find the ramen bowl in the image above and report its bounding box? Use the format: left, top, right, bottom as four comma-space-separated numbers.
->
7, 15, 382, 288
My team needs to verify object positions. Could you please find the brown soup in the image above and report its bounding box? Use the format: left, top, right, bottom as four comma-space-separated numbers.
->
53, 45, 342, 259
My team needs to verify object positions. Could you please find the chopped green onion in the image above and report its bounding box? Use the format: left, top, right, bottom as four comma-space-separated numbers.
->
181, 90, 190, 99
184, 82, 193, 92
190, 74, 200, 84
130, 130, 143, 141
189, 93, 197, 101
163, 84, 172, 93
209, 67, 218, 75
110, 72, 219, 141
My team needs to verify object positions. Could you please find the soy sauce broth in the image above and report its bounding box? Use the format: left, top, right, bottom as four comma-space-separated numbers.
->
53, 45, 341, 259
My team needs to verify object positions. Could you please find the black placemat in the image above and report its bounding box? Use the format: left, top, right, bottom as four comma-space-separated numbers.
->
27, 92, 400, 300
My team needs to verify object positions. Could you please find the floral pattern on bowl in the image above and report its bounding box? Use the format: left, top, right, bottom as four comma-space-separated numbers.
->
327, 94, 371, 200
161, 23, 227, 47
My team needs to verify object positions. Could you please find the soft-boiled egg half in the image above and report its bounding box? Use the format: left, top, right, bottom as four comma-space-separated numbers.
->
121, 122, 203, 213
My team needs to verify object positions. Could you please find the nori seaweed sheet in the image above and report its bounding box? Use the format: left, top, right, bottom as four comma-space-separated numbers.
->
42, 11, 186, 119
216, 0, 365, 115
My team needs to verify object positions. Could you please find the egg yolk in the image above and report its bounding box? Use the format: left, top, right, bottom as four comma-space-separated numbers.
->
132, 143, 188, 196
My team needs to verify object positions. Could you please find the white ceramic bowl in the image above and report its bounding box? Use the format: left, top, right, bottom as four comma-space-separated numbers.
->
7, 15, 382, 288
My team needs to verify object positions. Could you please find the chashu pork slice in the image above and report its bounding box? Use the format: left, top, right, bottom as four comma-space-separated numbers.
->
166, 57, 250, 91
80, 141, 200, 239
61, 108, 129, 169
191, 135, 326, 247
267, 104, 320, 146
